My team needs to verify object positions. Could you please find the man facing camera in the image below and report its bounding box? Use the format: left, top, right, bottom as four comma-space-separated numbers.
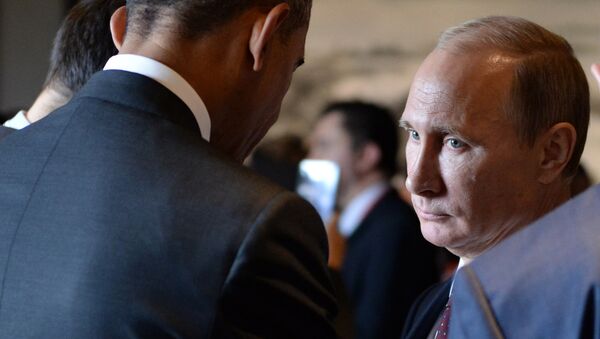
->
400, 16, 589, 339
308, 101, 438, 339
0, 1, 337, 338
446, 31, 600, 339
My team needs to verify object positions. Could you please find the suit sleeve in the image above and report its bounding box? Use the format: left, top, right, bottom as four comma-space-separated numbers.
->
212, 191, 339, 338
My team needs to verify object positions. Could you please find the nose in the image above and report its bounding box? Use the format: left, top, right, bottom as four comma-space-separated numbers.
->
405, 143, 444, 197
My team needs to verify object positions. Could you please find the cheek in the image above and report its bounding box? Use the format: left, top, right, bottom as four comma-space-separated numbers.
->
404, 143, 418, 174
446, 158, 513, 225
439, 153, 482, 213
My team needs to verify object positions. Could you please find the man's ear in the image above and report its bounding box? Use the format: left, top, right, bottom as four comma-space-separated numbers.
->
355, 142, 382, 175
110, 6, 127, 51
592, 64, 600, 91
537, 122, 577, 184
249, 3, 290, 72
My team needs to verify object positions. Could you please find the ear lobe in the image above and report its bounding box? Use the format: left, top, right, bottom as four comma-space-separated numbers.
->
537, 122, 577, 184
110, 6, 127, 51
249, 3, 290, 72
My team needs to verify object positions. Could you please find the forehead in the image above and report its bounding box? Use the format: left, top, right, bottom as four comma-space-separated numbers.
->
314, 111, 346, 134
402, 49, 517, 135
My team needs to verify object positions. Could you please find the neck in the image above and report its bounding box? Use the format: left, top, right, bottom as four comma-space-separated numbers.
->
339, 171, 387, 209
26, 87, 70, 123
119, 28, 253, 162
458, 181, 572, 264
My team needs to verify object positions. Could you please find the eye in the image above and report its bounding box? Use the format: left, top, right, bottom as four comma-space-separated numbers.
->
408, 129, 420, 141
445, 137, 465, 149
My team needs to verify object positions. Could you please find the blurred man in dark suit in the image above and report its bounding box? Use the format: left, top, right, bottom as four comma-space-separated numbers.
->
399, 16, 589, 339
308, 101, 438, 339
0, 0, 338, 337
1, 0, 122, 137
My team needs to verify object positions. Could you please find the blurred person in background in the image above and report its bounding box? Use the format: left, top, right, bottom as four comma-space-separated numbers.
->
247, 134, 307, 191
1, 0, 122, 136
308, 100, 438, 339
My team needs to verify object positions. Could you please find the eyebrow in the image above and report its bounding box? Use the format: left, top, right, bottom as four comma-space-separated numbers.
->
398, 120, 412, 129
399, 119, 473, 142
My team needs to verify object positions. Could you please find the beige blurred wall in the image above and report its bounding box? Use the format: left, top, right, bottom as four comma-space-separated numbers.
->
275, 0, 600, 182
0, 0, 63, 112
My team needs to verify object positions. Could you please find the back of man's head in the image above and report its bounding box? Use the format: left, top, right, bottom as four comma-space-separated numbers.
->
436, 16, 589, 178
125, 0, 312, 40
321, 101, 399, 178
45, 0, 124, 98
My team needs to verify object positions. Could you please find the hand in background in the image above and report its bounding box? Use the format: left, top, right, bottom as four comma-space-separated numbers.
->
592, 64, 600, 89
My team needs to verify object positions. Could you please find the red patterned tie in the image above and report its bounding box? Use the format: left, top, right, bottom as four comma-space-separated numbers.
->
434, 298, 452, 339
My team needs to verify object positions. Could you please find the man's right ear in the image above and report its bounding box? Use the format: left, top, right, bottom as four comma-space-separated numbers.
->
110, 6, 127, 51
248, 3, 290, 72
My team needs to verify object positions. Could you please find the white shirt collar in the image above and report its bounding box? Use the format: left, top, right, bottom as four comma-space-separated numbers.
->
103, 54, 211, 141
338, 181, 390, 237
449, 258, 467, 297
3, 110, 31, 130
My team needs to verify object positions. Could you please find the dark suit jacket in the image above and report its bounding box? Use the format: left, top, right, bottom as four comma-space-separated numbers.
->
449, 185, 600, 339
401, 278, 452, 339
0, 126, 14, 141
341, 189, 438, 339
0, 70, 337, 338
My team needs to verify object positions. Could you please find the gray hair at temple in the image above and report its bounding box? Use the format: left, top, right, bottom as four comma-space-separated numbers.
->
437, 15, 589, 177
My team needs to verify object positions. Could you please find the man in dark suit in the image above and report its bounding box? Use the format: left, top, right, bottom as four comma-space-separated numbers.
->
446, 52, 600, 339
0, 126, 13, 141
0, 0, 338, 338
2, 0, 122, 132
308, 101, 438, 338
399, 16, 589, 338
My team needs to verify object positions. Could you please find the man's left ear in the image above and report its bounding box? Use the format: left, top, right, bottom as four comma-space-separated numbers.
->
537, 122, 577, 184
249, 3, 290, 72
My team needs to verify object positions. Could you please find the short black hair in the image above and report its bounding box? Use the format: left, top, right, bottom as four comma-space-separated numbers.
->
321, 101, 399, 178
126, 0, 312, 40
45, 0, 124, 96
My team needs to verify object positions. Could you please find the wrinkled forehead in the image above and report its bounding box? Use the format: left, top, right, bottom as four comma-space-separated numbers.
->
402, 49, 516, 130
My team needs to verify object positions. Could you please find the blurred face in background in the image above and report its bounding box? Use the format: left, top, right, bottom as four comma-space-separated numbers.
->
307, 111, 360, 205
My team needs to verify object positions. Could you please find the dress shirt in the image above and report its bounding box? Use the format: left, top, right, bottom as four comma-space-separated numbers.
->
338, 181, 389, 238
449, 258, 466, 297
104, 54, 211, 141
3, 110, 30, 130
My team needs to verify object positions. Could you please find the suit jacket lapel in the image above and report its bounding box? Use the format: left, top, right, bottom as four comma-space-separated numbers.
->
404, 279, 452, 339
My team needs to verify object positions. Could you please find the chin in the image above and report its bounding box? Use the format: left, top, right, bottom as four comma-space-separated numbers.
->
419, 220, 453, 248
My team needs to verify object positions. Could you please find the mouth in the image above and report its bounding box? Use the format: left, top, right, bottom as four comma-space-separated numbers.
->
414, 206, 451, 221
